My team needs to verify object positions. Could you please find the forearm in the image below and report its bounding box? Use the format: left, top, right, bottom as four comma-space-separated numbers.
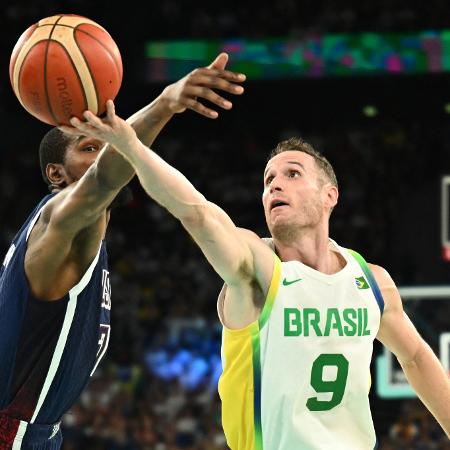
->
94, 146, 134, 190
124, 140, 207, 219
95, 95, 174, 190
127, 94, 174, 147
400, 341, 450, 437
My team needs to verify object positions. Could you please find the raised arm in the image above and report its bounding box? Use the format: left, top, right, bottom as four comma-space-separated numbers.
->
54, 52, 246, 232
129, 53, 245, 143
26, 54, 246, 299
65, 102, 275, 323
373, 264, 450, 437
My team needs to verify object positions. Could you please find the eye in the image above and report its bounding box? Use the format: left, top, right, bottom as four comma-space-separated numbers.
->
83, 145, 98, 153
265, 175, 274, 186
289, 170, 300, 178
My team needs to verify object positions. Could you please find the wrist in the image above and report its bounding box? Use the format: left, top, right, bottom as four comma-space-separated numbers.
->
125, 140, 148, 165
155, 90, 177, 115
127, 95, 173, 129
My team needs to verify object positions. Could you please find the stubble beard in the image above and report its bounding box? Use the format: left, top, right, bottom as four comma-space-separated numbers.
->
269, 216, 299, 244
269, 201, 323, 244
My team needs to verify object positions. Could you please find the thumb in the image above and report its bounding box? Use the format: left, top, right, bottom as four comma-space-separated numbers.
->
208, 52, 229, 70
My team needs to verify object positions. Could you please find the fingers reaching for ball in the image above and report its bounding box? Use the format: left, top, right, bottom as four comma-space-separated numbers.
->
58, 100, 117, 135
106, 99, 116, 120
59, 100, 138, 156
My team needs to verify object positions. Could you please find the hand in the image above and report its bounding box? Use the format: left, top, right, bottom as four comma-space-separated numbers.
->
160, 52, 246, 119
59, 100, 137, 154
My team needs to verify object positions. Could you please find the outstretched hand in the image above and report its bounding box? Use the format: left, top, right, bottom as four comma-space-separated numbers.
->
160, 52, 246, 118
59, 100, 137, 155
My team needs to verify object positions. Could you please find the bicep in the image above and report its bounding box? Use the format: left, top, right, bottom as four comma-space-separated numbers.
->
24, 175, 112, 296
25, 204, 103, 299
372, 264, 422, 363
377, 307, 422, 364
180, 201, 255, 285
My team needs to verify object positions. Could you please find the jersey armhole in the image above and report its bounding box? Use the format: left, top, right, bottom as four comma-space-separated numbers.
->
217, 253, 282, 333
258, 253, 281, 329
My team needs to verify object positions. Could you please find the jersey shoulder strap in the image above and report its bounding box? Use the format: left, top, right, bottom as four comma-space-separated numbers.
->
347, 248, 384, 314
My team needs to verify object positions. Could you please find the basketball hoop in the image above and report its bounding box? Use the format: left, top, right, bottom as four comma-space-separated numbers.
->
443, 246, 450, 262
441, 176, 450, 262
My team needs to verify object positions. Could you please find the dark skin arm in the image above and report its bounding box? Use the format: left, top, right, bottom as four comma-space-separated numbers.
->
25, 53, 245, 300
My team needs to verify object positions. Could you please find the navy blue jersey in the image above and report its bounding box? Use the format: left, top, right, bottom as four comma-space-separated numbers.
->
0, 194, 111, 426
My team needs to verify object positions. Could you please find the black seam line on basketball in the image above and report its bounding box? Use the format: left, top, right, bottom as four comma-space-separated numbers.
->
73, 26, 99, 112
74, 26, 121, 79
36, 24, 67, 28
45, 16, 65, 125
55, 44, 89, 122
37, 24, 76, 29
16, 37, 43, 115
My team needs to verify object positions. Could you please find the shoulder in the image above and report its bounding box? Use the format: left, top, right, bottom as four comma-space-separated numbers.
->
368, 263, 395, 288
37, 190, 69, 222
368, 263, 402, 314
38, 185, 85, 227
236, 227, 262, 240
237, 228, 276, 257
19, 193, 65, 240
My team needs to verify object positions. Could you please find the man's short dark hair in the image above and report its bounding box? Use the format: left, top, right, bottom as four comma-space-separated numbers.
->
268, 137, 338, 189
38, 128, 73, 185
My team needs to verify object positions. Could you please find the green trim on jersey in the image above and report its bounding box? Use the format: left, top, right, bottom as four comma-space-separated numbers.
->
253, 254, 281, 450
348, 249, 384, 313
251, 326, 263, 450
259, 255, 282, 329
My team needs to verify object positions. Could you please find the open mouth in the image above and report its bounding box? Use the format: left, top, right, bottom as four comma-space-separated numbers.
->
270, 200, 289, 211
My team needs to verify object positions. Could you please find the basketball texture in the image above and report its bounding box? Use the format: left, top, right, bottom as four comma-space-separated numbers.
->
9, 14, 123, 126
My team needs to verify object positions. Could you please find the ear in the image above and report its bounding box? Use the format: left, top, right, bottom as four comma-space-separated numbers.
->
325, 184, 339, 211
46, 163, 68, 190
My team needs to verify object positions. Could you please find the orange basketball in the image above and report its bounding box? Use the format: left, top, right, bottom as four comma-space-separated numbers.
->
9, 14, 123, 126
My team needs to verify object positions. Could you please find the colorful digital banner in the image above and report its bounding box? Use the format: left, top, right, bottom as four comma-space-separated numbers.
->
146, 30, 450, 81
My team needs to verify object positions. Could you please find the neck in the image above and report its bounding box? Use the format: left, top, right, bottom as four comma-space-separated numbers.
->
273, 227, 344, 275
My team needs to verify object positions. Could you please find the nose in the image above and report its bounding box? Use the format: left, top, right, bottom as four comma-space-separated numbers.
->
269, 176, 283, 194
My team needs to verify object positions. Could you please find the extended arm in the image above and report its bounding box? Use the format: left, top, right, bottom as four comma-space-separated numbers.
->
65, 101, 275, 305
56, 52, 245, 232
67, 102, 256, 284
27, 54, 246, 299
373, 264, 450, 437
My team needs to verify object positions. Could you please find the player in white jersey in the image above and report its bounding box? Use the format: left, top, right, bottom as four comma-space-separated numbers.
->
61, 69, 450, 449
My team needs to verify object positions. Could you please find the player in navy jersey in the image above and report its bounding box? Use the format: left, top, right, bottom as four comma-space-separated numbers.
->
0, 53, 245, 450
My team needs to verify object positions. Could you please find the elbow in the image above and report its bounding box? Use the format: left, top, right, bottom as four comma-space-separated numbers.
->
397, 340, 428, 371
175, 200, 210, 224
397, 349, 419, 369
398, 356, 419, 372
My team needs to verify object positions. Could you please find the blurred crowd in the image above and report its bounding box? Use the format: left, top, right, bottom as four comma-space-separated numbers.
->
379, 401, 450, 450
2, 1, 450, 449
4, 0, 450, 40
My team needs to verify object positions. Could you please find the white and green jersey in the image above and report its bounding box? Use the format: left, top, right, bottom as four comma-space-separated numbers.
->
218, 241, 384, 450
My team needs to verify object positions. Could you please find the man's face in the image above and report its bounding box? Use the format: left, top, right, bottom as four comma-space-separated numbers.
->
47, 134, 132, 210
262, 151, 329, 241
62, 136, 106, 184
